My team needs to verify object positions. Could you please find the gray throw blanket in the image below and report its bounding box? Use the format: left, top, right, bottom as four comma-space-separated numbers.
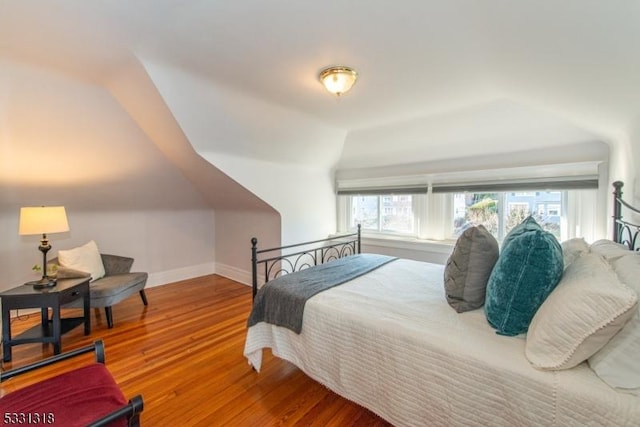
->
248, 253, 397, 334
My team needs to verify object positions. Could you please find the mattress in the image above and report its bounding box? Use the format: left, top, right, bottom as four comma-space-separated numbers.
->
244, 259, 640, 426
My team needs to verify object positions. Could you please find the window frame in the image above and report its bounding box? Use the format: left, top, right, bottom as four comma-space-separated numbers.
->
339, 187, 599, 244
347, 193, 421, 237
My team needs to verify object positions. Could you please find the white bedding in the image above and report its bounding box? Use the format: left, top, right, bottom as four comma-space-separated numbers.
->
244, 259, 640, 426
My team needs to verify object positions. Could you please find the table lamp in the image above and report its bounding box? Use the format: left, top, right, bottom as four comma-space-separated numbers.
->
19, 206, 70, 287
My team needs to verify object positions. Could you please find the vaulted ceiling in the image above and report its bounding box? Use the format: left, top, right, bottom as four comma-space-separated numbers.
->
2, 1, 638, 206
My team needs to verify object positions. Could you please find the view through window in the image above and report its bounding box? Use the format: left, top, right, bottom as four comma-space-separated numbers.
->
453, 191, 562, 240
340, 184, 597, 243
351, 195, 415, 234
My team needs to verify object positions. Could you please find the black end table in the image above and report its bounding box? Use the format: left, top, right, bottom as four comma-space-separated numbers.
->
1, 277, 91, 362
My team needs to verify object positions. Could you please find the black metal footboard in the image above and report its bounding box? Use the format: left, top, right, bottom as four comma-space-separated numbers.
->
251, 225, 361, 299
613, 181, 640, 251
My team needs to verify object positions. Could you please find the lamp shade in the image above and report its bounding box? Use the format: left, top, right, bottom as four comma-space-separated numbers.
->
319, 66, 358, 97
19, 206, 69, 235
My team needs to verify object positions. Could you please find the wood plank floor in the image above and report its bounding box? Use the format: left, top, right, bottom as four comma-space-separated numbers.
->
0, 275, 392, 426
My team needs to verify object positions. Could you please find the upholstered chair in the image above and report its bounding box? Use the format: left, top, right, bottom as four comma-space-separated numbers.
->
52, 254, 148, 328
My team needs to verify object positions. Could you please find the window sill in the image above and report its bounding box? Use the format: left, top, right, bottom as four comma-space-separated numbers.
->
360, 233, 455, 255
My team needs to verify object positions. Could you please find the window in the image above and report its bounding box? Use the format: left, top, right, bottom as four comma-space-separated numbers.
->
338, 183, 599, 243
350, 194, 415, 235
351, 195, 379, 230
454, 193, 499, 236
453, 191, 563, 240
507, 202, 530, 216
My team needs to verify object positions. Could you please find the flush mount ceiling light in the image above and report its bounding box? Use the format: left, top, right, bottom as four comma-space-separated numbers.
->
319, 66, 358, 97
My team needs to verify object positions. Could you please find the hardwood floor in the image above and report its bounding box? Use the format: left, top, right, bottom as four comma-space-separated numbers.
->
0, 275, 392, 426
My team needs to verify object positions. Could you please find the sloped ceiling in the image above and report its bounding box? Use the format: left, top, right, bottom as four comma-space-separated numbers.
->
1, 1, 639, 193
0, 58, 214, 211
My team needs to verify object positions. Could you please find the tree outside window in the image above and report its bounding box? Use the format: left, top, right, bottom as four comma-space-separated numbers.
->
453, 191, 562, 240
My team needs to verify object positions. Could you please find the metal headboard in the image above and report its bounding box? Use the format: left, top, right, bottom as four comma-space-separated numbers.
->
612, 181, 640, 251
251, 225, 361, 299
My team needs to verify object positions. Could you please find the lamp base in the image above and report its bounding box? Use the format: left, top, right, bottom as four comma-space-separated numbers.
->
25, 277, 57, 288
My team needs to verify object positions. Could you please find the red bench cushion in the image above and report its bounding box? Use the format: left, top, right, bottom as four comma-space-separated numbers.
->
0, 363, 127, 427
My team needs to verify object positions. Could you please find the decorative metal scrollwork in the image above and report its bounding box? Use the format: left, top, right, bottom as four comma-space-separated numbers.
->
612, 181, 640, 252
616, 221, 640, 251
251, 226, 361, 299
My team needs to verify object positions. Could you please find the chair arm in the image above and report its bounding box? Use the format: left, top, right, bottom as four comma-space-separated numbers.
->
86, 394, 144, 427
101, 254, 134, 276
0, 340, 105, 382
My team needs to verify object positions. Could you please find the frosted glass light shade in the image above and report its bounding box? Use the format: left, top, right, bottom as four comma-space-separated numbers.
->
19, 206, 69, 235
319, 66, 358, 97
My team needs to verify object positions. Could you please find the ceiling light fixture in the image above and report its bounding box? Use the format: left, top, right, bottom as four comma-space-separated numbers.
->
319, 66, 358, 97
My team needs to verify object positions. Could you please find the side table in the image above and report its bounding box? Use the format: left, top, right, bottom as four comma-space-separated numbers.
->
1, 277, 91, 362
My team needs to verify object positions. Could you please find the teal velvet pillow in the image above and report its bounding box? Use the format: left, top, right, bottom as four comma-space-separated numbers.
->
501, 215, 541, 251
485, 220, 564, 336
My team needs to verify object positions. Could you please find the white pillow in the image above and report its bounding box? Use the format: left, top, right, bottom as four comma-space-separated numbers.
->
561, 237, 590, 268
589, 253, 640, 393
57, 240, 105, 282
611, 253, 640, 294
525, 253, 638, 370
590, 239, 631, 261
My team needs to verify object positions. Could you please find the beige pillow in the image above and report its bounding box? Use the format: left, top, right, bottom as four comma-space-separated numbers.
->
588, 253, 640, 392
525, 253, 638, 370
590, 239, 631, 261
58, 240, 105, 282
561, 237, 589, 268
610, 253, 640, 294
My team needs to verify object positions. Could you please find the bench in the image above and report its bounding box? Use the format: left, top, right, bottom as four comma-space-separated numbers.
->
0, 340, 143, 426
53, 254, 148, 328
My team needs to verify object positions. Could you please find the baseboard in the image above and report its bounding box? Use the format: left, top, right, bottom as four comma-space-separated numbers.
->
146, 262, 217, 288
6, 262, 242, 321
3, 262, 219, 321
214, 263, 252, 287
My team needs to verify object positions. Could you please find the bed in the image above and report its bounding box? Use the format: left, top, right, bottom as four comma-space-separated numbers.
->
244, 181, 640, 426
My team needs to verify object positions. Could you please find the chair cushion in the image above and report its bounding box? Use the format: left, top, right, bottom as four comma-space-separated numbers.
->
89, 273, 148, 307
63, 272, 148, 309
0, 364, 127, 427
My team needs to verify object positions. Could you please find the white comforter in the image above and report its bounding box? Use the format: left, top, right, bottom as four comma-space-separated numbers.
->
244, 259, 640, 426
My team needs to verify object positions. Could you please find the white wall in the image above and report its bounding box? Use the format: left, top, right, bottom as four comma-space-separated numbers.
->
142, 61, 344, 246
339, 99, 603, 170
628, 119, 640, 209
214, 209, 281, 285
0, 59, 218, 291
207, 153, 337, 245
0, 56, 342, 292
141, 61, 347, 168
1, 209, 216, 291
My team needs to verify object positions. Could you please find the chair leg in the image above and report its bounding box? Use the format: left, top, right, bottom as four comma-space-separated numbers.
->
139, 290, 148, 306
105, 306, 114, 329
